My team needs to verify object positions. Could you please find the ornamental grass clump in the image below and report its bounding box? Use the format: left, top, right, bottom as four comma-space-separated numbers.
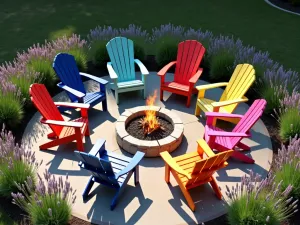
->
226, 170, 298, 225
274, 136, 300, 198
277, 91, 300, 141
0, 127, 40, 197
12, 170, 76, 225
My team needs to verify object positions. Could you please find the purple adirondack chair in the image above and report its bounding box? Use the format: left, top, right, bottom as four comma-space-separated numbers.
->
204, 99, 267, 164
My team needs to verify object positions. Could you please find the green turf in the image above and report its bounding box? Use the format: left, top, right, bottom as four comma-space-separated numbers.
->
0, 0, 299, 72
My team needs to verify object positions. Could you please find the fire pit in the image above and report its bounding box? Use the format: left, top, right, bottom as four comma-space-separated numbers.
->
116, 91, 184, 157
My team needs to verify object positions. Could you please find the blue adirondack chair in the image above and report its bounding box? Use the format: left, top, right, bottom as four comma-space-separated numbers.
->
53, 53, 109, 112
106, 37, 149, 104
74, 139, 145, 210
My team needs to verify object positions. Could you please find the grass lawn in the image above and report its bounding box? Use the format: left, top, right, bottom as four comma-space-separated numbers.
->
0, 0, 299, 72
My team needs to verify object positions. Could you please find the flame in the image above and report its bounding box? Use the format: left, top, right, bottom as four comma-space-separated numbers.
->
142, 90, 160, 134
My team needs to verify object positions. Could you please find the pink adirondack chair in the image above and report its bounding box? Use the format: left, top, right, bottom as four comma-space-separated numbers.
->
30, 83, 90, 152
157, 40, 206, 107
204, 99, 267, 164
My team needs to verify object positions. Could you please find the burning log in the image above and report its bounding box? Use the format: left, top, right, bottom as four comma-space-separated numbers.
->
138, 117, 165, 135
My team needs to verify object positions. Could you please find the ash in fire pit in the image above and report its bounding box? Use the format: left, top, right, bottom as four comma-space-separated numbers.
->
126, 116, 174, 141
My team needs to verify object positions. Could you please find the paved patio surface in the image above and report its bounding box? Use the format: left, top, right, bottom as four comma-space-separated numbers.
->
22, 72, 273, 225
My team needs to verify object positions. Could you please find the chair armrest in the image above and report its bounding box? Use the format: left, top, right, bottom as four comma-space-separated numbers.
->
40, 118, 83, 128
205, 112, 244, 119
115, 151, 145, 179
79, 72, 109, 85
88, 139, 106, 156
54, 102, 90, 109
189, 68, 203, 84
211, 98, 248, 108
134, 59, 149, 75
57, 82, 85, 98
196, 82, 228, 91
206, 127, 250, 138
157, 61, 176, 77
107, 62, 118, 80
160, 151, 192, 179
196, 139, 215, 157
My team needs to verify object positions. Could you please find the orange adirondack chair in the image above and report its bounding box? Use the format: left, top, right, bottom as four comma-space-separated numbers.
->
160, 139, 233, 211
157, 40, 205, 107
29, 84, 90, 152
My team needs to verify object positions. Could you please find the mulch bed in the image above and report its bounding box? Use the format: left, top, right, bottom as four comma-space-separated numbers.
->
126, 116, 174, 140
2, 57, 300, 225
269, 0, 300, 14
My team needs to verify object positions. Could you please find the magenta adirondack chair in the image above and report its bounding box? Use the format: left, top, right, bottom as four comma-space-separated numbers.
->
204, 99, 267, 164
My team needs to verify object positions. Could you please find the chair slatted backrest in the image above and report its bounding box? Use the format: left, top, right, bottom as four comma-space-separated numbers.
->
231, 99, 267, 146
74, 151, 120, 187
187, 151, 233, 186
174, 40, 205, 85
53, 53, 86, 102
220, 64, 255, 113
106, 37, 135, 82
29, 84, 64, 136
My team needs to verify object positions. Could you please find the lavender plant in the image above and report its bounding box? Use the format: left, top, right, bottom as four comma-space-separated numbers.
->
12, 170, 76, 225
226, 170, 298, 225
274, 136, 300, 198
277, 91, 300, 141
0, 127, 40, 197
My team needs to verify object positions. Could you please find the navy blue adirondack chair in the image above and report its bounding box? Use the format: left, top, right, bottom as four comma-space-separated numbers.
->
74, 139, 145, 210
53, 53, 108, 112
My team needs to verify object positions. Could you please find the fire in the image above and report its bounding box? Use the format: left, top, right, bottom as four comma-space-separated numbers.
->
139, 90, 162, 135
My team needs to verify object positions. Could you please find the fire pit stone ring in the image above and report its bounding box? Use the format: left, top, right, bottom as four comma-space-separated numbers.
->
116, 106, 184, 157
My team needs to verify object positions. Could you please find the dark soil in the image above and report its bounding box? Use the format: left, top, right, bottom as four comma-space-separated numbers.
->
269, 0, 300, 14
126, 116, 174, 140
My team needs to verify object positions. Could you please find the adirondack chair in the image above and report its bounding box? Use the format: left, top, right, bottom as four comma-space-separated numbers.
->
53, 53, 108, 112
74, 139, 145, 210
160, 139, 233, 211
204, 99, 267, 164
157, 40, 206, 107
195, 64, 255, 124
106, 37, 149, 104
29, 83, 90, 152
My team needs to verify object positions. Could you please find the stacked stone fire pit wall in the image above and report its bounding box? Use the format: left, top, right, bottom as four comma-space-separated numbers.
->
116, 106, 184, 157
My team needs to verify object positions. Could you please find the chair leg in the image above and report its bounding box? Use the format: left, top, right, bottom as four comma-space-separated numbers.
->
165, 164, 170, 183
111, 190, 121, 210
232, 150, 255, 164
186, 95, 191, 108
160, 89, 163, 101
75, 128, 84, 152
47, 132, 56, 139
134, 165, 140, 185
102, 99, 108, 111
210, 177, 222, 199
39, 139, 61, 150
178, 184, 195, 211
115, 90, 119, 105
83, 177, 95, 197
195, 104, 201, 116
236, 142, 251, 151
143, 88, 146, 99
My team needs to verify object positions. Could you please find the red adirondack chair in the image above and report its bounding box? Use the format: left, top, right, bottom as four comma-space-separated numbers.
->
157, 40, 206, 107
29, 84, 90, 152
204, 99, 267, 164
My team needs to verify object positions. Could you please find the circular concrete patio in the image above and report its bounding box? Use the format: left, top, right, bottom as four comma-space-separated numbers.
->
22, 72, 273, 225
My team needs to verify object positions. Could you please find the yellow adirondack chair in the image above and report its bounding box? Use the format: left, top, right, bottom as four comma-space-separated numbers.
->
160, 139, 233, 211
194, 64, 255, 124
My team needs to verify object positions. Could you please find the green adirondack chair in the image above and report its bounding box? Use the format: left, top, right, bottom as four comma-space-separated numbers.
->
106, 37, 149, 104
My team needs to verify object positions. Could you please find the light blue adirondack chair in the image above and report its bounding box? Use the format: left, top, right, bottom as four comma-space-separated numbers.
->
106, 37, 149, 104
53, 53, 108, 112
74, 139, 145, 210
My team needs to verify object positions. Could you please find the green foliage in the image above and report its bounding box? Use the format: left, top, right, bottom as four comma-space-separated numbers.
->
279, 108, 300, 142
27, 59, 56, 87
0, 93, 23, 128
209, 51, 235, 81
49, 26, 76, 40
259, 84, 286, 114
133, 42, 146, 61
0, 160, 35, 197
227, 193, 281, 225
156, 41, 178, 68
275, 162, 300, 198
30, 194, 71, 225
10, 75, 38, 103
66, 48, 88, 72
89, 40, 110, 68
0, 208, 17, 225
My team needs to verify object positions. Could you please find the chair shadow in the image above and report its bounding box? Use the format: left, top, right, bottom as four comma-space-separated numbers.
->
86, 183, 153, 225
